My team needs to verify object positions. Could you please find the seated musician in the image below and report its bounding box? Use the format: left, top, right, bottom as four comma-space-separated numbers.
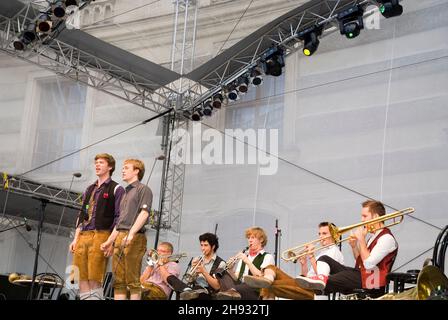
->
139, 242, 180, 300
244, 222, 343, 300
296, 200, 398, 296
215, 226, 275, 300
166, 232, 225, 300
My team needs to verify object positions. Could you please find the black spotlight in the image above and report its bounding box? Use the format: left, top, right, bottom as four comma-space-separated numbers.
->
191, 109, 203, 121
52, 0, 66, 19
13, 23, 37, 50
212, 93, 224, 109
65, 0, 80, 7
378, 0, 403, 18
338, 5, 364, 39
203, 101, 213, 116
262, 47, 285, 77
226, 84, 239, 101
236, 77, 249, 93
36, 13, 52, 33
250, 67, 263, 86
297, 25, 323, 57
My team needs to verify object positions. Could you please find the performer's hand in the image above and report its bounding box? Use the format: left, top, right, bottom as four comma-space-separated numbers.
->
104, 244, 114, 257
305, 244, 315, 259
348, 230, 358, 248
196, 263, 205, 274
123, 233, 134, 247
354, 226, 367, 241
298, 255, 307, 265
100, 240, 113, 257
69, 239, 77, 253
236, 252, 249, 264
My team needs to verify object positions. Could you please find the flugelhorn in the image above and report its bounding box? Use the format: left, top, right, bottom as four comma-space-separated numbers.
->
282, 207, 414, 262
182, 254, 205, 284
146, 249, 187, 266
215, 246, 249, 278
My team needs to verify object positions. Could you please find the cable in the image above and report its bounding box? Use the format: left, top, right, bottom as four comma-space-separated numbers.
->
18, 108, 173, 177
197, 118, 442, 231
392, 246, 434, 272
224, 54, 448, 110
215, 0, 255, 56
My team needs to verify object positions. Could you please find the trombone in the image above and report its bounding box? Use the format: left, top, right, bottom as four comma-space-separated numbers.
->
282, 207, 414, 263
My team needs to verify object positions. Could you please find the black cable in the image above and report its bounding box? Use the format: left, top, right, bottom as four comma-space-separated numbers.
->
18, 108, 173, 177
392, 246, 434, 272
198, 120, 441, 231
224, 54, 448, 110
215, 0, 255, 56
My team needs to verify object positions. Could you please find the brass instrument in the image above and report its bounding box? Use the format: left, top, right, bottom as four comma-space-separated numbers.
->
182, 255, 205, 284
146, 249, 187, 266
376, 265, 448, 300
215, 246, 249, 278
282, 207, 415, 262
8, 273, 31, 283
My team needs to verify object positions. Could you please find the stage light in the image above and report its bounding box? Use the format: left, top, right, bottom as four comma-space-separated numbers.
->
262, 47, 285, 77
338, 5, 364, 39
212, 93, 224, 109
36, 13, 52, 34
13, 23, 37, 51
52, 0, 67, 19
191, 109, 203, 121
236, 77, 249, 93
226, 84, 239, 101
250, 68, 263, 86
297, 25, 322, 56
65, 0, 80, 7
202, 101, 213, 116
378, 0, 403, 18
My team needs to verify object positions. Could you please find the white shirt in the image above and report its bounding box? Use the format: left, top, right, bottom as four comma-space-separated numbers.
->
306, 245, 344, 277
362, 229, 397, 270
234, 250, 275, 280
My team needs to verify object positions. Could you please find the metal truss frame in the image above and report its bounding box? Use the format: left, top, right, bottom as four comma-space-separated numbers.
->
183, 0, 381, 109
0, 1, 177, 115
2, 172, 82, 210
0, 213, 74, 238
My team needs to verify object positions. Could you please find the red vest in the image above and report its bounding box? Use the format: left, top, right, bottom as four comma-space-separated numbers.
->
355, 228, 397, 289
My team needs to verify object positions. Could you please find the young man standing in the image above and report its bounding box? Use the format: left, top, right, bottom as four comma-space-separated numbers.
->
69, 153, 125, 300
101, 159, 153, 300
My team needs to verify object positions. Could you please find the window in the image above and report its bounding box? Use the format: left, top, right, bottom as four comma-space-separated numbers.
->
31, 79, 87, 174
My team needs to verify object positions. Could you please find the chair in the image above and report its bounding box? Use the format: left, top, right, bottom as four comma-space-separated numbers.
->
385, 225, 448, 295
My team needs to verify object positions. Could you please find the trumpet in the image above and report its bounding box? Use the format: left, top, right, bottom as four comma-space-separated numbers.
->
215, 246, 249, 278
182, 255, 205, 284
282, 207, 414, 262
146, 249, 187, 266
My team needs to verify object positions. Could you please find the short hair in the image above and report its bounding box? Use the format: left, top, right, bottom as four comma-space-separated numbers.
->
362, 200, 386, 217
318, 221, 336, 229
245, 227, 267, 247
199, 233, 219, 252
159, 242, 173, 254
124, 159, 145, 181
95, 153, 116, 175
